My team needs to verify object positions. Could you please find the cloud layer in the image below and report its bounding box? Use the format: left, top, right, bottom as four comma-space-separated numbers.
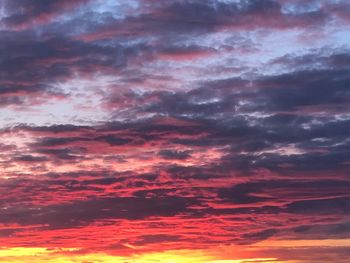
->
0, 0, 350, 262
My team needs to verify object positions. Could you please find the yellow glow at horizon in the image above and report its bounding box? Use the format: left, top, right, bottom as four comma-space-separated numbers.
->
0, 247, 279, 263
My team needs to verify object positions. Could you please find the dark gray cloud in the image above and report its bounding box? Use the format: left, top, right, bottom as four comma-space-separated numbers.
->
286, 197, 350, 215
0, 29, 147, 106
0, 196, 197, 229
1, 0, 89, 27
158, 150, 191, 160
239, 228, 278, 245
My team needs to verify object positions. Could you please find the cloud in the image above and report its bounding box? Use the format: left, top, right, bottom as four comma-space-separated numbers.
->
1, 0, 90, 29
286, 196, 350, 215
0, 196, 197, 229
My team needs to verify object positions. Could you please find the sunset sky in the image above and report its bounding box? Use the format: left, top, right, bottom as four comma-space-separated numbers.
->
0, 0, 350, 262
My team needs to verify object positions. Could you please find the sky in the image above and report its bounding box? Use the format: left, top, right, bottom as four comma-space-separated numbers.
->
0, 0, 350, 262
